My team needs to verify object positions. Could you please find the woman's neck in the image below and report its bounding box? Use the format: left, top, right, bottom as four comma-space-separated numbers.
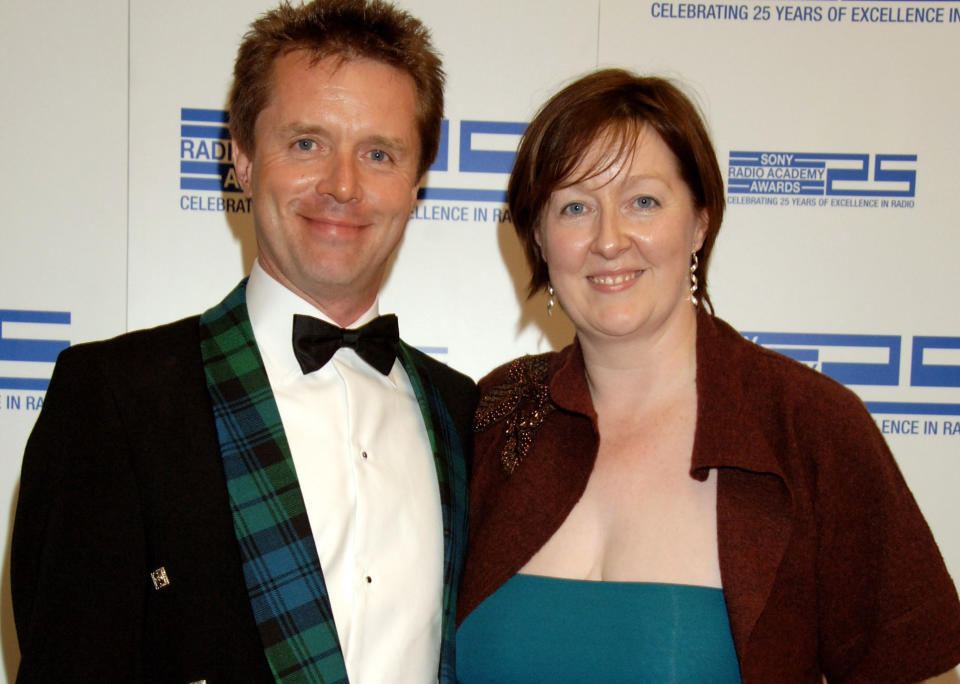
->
579, 306, 699, 415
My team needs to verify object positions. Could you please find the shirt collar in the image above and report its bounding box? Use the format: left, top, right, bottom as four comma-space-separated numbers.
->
247, 258, 382, 383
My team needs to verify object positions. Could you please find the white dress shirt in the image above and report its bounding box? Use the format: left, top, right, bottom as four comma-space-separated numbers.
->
246, 260, 443, 683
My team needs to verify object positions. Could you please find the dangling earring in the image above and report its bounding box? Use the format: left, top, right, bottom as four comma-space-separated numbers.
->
689, 253, 699, 306
546, 284, 555, 316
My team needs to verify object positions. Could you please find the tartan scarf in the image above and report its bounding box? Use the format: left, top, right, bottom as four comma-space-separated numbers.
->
199, 280, 467, 683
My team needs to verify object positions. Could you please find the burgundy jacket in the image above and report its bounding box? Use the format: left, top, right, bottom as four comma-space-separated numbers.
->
459, 311, 960, 683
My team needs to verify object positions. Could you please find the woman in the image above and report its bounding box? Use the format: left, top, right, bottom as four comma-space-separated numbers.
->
456, 69, 960, 682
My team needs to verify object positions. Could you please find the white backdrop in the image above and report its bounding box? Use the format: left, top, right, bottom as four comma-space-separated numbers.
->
2, 0, 958, 678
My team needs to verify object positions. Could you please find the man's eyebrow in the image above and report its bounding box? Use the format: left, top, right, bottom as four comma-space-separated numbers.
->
365, 134, 408, 152
278, 124, 408, 153
281, 122, 329, 137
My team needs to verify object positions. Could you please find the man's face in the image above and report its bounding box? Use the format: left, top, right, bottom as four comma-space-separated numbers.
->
233, 51, 422, 325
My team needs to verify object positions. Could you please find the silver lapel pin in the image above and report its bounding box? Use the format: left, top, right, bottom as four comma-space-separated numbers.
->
150, 566, 170, 590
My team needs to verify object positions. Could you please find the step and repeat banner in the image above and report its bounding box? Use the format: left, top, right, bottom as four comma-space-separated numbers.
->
2, 0, 958, 676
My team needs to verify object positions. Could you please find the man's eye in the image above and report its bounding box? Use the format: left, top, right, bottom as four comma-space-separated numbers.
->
296, 140, 315, 151
369, 149, 389, 162
561, 202, 585, 215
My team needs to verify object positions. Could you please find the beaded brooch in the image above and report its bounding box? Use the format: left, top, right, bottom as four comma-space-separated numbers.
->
474, 354, 555, 475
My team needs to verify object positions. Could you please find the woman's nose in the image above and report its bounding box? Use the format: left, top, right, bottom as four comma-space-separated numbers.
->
592, 210, 631, 258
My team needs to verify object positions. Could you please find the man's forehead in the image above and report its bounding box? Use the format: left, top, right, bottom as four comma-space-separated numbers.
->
270, 48, 409, 90
258, 50, 414, 114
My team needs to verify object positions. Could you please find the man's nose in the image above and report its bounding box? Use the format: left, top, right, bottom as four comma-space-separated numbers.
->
318, 152, 361, 203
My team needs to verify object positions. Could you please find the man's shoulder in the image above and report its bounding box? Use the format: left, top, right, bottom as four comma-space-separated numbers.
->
402, 343, 476, 392
400, 344, 478, 437
54, 316, 204, 392
61, 316, 200, 362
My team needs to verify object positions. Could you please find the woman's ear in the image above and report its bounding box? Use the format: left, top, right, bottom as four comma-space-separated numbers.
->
693, 208, 708, 252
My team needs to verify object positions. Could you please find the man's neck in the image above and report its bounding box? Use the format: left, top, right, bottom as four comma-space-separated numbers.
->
252, 258, 378, 328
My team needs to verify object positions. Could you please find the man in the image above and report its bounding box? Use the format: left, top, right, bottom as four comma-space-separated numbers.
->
11, 1, 477, 682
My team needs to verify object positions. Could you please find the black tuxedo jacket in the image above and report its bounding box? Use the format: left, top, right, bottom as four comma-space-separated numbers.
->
12, 315, 477, 683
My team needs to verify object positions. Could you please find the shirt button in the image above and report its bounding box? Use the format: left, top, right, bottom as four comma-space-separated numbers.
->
361, 450, 368, 459
365, 575, 372, 584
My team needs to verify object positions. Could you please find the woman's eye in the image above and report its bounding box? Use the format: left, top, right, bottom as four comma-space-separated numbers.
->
634, 196, 658, 209
561, 202, 586, 216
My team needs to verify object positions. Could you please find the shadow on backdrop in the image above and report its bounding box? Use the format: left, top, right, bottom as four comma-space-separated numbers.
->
3, 483, 20, 681
496, 214, 574, 352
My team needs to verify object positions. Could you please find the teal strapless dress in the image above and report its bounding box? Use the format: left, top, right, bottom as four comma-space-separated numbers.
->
457, 574, 741, 683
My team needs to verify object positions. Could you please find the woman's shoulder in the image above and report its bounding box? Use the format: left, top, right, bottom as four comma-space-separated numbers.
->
475, 342, 590, 426
701, 316, 901, 506
477, 348, 566, 394
474, 349, 566, 439
473, 346, 585, 475
703, 314, 870, 420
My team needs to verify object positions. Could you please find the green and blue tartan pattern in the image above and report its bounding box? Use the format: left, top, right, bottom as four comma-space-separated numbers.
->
397, 343, 469, 684
199, 280, 468, 684
200, 281, 347, 683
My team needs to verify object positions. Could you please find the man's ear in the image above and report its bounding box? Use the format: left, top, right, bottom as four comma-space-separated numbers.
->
409, 173, 423, 207
232, 138, 253, 198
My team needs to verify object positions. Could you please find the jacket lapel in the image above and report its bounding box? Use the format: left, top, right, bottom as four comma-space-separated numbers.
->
199, 280, 348, 684
691, 311, 793, 660
397, 342, 469, 684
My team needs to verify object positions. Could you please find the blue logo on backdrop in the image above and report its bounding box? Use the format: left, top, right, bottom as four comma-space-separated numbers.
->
180, 109, 241, 193
416, 346, 448, 360
743, 332, 901, 386
411, 119, 525, 225
911, 337, 960, 389
0, 309, 70, 392
728, 152, 917, 208
743, 331, 960, 423
179, 108, 250, 214
418, 120, 526, 204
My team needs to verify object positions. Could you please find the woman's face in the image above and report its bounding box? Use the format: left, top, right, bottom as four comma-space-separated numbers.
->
536, 126, 707, 346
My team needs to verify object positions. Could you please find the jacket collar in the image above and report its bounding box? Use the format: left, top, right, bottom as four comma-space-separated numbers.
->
547, 336, 597, 422
691, 308, 794, 660
691, 308, 787, 482
199, 279, 348, 682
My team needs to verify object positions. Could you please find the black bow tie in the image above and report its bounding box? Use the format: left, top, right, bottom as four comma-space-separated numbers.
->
292, 314, 399, 376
